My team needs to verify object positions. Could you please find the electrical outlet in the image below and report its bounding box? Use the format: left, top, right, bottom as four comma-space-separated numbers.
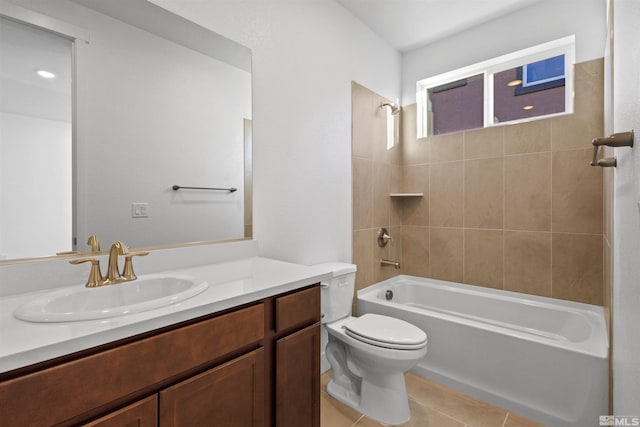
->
131, 202, 149, 218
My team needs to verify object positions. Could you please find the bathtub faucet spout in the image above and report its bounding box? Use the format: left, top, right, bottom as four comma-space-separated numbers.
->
380, 259, 400, 269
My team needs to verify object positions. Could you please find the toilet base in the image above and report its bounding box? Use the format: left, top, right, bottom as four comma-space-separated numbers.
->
326, 373, 411, 426
327, 379, 360, 411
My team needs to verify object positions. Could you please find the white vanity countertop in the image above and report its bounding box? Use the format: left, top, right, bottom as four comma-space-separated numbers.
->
0, 256, 332, 374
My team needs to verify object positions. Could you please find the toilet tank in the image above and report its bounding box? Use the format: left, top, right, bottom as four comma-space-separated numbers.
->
314, 263, 357, 324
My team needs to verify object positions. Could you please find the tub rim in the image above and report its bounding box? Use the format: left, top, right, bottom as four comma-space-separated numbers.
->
357, 275, 609, 359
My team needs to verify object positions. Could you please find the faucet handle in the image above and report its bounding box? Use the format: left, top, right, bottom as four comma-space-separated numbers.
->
377, 228, 393, 247
122, 251, 149, 281
70, 258, 105, 287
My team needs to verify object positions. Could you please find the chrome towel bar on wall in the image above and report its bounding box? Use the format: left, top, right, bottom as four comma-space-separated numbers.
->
172, 185, 237, 192
590, 130, 634, 167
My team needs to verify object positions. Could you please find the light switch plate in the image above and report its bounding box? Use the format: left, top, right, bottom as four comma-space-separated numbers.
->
132, 202, 149, 218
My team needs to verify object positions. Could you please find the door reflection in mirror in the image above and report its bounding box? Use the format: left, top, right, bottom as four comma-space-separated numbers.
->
0, 17, 73, 259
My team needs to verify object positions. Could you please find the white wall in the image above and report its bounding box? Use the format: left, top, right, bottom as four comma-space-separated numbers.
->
612, 0, 640, 413
151, 0, 402, 264
0, 113, 72, 258
401, 0, 607, 103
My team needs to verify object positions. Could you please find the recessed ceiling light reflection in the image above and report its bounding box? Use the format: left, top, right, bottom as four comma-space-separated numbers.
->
522, 105, 534, 110
507, 79, 522, 87
36, 70, 56, 79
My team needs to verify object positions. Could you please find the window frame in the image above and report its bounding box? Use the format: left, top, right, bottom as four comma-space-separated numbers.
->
416, 35, 575, 138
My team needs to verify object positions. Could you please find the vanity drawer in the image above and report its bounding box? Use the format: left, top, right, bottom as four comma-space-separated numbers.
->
275, 285, 320, 334
0, 303, 264, 427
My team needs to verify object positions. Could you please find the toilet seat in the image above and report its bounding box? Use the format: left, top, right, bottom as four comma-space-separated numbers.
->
344, 313, 427, 350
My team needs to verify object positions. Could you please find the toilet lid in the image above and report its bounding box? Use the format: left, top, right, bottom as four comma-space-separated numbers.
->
344, 313, 427, 350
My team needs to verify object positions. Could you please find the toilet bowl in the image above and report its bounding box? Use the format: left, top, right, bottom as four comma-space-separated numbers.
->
317, 263, 427, 425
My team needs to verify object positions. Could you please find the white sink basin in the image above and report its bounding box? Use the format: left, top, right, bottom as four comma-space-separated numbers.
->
14, 274, 209, 323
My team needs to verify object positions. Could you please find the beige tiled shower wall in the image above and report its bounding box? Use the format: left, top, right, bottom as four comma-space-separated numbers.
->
351, 82, 404, 311
352, 58, 607, 308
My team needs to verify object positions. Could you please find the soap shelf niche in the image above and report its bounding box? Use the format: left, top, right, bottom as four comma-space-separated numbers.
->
390, 193, 424, 197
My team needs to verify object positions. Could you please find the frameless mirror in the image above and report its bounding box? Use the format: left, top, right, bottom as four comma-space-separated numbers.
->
0, 0, 252, 261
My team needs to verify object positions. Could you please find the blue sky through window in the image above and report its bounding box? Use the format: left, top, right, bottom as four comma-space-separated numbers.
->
523, 55, 565, 87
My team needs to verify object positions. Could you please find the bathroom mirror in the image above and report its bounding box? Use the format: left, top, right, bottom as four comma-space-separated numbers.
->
0, 0, 252, 261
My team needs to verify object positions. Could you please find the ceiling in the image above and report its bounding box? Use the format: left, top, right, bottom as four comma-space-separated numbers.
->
336, 0, 543, 52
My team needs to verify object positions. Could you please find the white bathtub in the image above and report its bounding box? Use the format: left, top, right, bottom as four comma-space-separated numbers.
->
357, 275, 609, 427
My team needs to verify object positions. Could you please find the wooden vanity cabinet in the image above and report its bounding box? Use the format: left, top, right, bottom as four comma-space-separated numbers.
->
0, 284, 320, 427
273, 285, 321, 427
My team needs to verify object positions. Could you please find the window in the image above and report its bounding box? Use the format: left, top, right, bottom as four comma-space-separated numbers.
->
428, 74, 484, 135
416, 36, 575, 138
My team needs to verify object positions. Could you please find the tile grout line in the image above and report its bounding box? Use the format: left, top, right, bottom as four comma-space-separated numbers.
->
502, 411, 510, 427
462, 131, 466, 283
349, 414, 364, 427
407, 395, 468, 427
502, 126, 506, 291
428, 140, 432, 277
549, 121, 554, 299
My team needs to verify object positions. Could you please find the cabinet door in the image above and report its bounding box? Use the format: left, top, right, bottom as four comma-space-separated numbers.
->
275, 323, 320, 427
159, 348, 264, 427
82, 395, 157, 427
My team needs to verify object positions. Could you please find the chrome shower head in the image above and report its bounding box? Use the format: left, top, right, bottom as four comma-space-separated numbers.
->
380, 102, 401, 115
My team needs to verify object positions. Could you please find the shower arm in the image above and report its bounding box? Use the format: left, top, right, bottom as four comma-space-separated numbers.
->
380, 102, 400, 115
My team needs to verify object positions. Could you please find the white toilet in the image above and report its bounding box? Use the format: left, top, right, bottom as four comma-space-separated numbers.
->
318, 263, 427, 425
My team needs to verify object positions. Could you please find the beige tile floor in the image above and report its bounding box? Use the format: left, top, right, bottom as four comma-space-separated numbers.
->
320, 372, 545, 427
